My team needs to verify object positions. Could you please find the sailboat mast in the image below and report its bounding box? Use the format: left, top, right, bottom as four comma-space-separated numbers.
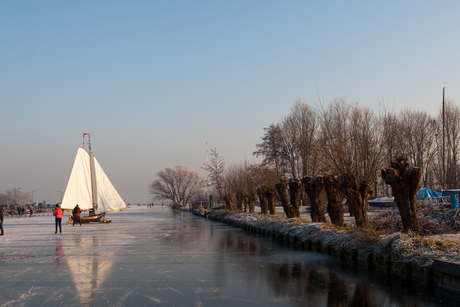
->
87, 131, 96, 212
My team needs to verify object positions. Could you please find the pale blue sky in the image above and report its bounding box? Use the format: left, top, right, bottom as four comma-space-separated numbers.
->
1, 1, 460, 204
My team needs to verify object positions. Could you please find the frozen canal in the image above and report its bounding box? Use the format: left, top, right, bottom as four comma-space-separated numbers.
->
1, 206, 460, 306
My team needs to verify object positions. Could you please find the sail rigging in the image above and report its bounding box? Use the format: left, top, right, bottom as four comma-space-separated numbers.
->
60, 133, 127, 215
94, 156, 127, 213
61, 148, 93, 211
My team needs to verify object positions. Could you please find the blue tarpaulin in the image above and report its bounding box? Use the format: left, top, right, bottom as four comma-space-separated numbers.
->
416, 187, 442, 200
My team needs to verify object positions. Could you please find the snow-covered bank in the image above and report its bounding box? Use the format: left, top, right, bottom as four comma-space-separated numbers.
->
206, 208, 460, 290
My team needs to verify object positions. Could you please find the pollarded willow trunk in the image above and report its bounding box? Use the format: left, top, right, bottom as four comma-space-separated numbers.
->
340, 174, 372, 228
276, 180, 293, 218
256, 187, 269, 214
248, 195, 256, 213
323, 174, 344, 226
381, 156, 422, 234
223, 195, 233, 211
235, 194, 244, 211
288, 178, 303, 218
243, 197, 248, 213
264, 189, 277, 215
302, 176, 326, 223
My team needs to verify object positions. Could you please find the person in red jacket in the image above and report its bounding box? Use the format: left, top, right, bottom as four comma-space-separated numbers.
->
72, 204, 82, 226
53, 204, 63, 234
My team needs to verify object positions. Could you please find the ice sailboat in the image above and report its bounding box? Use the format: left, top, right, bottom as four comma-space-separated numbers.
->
61, 132, 127, 223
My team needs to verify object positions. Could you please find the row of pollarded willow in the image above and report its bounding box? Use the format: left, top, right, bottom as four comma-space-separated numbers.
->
263, 155, 422, 234
254, 98, 460, 200
148, 157, 422, 234
255, 99, 385, 229
268, 174, 346, 227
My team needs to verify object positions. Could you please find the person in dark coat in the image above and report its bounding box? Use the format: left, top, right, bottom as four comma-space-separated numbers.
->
72, 204, 82, 226
0, 205, 4, 235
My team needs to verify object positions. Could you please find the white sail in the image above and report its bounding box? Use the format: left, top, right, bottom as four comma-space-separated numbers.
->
94, 156, 127, 213
61, 148, 94, 211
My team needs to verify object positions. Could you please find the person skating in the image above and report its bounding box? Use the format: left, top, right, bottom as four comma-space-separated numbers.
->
72, 204, 82, 226
53, 204, 63, 234
0, 205, 4, 235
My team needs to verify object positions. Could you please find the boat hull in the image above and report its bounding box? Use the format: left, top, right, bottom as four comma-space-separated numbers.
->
68, 214, 105, 224
81, 214, 103, 223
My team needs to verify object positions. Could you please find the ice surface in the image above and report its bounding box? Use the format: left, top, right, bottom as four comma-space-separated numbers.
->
1, 206, 459, 306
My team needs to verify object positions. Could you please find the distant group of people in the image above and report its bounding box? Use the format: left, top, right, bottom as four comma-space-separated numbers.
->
147, 203, 155, 208
14, 206, 34, 218
0, 205, 33, 236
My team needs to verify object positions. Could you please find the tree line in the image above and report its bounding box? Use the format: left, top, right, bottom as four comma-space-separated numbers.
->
0, 188, 36, 206
150, 97, 460, 234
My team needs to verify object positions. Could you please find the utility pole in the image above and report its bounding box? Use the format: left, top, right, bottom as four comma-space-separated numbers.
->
206, 141, 209, 209
32, 190, 37, 204
442, 86, 446, 190
57, 190, 63, 204
14, 188, 21, 205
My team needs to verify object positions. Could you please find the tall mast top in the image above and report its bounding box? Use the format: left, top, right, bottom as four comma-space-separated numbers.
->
83, 131, 95, 211
83, 131, 92, 154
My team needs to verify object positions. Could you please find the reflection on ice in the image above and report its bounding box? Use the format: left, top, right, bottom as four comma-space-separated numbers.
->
65, 236, 115, 305
55, 239, 63, 265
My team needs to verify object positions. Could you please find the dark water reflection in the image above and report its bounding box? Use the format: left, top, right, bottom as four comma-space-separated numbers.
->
163, 209, 460, 307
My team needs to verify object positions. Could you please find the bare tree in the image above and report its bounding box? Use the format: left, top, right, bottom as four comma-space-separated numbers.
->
276, 179, 291, 216
207, 148, 226, 204
256, 187, 268, 214
398, 110, 438, 186
242, 164, 259, 213
3, 188, 28, 206
225, 163, 246, 211
223, 161, 258, 212
254, 167, 279, 214
318, 99, 384, 228
253, 123, 286, 177
441, 100, 460, 189
382, 107, 439, 191
278, 116, 302, 178
0, 192, 7, 205
264, 188, 278, 215
302, 176, 326, 222
257, 100, 320, 179
381, 156, 422, 233
149, 166, 204, 206
288, 178, 303, 218
323, 174, 344, 226
275, 178, 304, 218
289, 99, 320, 177
379, 105, 401, 196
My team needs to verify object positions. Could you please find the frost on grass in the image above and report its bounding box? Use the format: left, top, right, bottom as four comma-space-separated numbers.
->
370, 204, 460, 265
210, 204, 460, 266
